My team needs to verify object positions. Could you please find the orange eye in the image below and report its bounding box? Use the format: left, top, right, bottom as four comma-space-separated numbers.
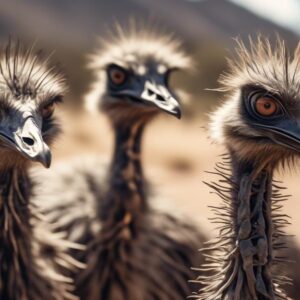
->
42, 102, 55, 118
109, 68, 127, 86
109, 69, 126, 85
255, 97, 278, 117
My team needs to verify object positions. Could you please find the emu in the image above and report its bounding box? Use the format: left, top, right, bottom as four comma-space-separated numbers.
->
34, 28, 206, 300
195, 37, 300, 299
0, 39, 80, 300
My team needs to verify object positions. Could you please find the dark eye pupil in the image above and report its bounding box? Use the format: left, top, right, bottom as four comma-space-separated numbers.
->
115, 74, 122, 81
110, 68, 126, 85
264, 102, 271, 109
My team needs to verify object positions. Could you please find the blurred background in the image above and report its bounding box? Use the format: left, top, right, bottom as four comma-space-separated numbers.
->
1, 0, 300, 245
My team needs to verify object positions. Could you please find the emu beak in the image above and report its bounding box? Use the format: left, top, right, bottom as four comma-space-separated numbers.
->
0, 116, 52, 168
254, 119, 300, 152
140, 81, 181, 119
111, 79, 182, 119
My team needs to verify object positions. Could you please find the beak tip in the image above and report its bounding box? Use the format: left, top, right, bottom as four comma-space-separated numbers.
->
44, 161, 51, 169
38, 149, 52, 169
44, 154, 52, 169
173, 107, 182, 119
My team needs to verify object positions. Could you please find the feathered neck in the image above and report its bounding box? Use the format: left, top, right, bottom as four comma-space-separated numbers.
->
0, 166, 34, 298
197, 151, 290, 299
99, 119, 148, 237
0, 165, 73, 300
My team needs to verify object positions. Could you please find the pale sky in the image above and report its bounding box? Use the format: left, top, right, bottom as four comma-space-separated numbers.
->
230, 0, 300, 34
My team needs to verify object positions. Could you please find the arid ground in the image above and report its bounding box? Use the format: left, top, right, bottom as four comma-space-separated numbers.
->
43, 110, 300, 247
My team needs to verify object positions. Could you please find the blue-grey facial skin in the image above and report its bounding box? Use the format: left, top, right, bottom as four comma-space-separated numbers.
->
250, 120, 300, 153
242, 86, 300, 153
106, 62, 181, 119
0, 99, 52, 168
0, 40, 66, 169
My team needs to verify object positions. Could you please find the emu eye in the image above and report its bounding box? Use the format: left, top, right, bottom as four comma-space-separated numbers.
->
255, 97, 279, 117
42, 102, 55, 118
108, 66, 127, 86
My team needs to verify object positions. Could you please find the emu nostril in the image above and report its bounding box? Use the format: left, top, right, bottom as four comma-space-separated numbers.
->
22, 137, 35, 146
148, 89, 155, 96
156, 94, 165, 102
147, 88, 165, 101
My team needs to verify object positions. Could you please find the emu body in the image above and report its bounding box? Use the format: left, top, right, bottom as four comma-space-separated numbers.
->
0, 40, 78, 300
196, 38, 300, 299
0, 168, 75, 300
73, 119, 201, 300
34, 28, 205, 300
36, 121, 203, 300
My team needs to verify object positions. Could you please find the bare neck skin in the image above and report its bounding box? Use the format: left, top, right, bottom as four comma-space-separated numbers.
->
99, 118, 148, 238
227, 151, 275, 299
199, 150, 288, 300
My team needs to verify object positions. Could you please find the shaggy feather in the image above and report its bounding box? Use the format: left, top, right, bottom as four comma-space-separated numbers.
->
195, 37, 300, 299
210, 37, 300, 152
33, 26, 204, 300
85, 22, 190, 113
0, 39, 66, 103
0, 39, 79, 300
33, 155, 204, 300
194, 157, 291, 299
0, 168, 78, 300
219, 36, 300, 95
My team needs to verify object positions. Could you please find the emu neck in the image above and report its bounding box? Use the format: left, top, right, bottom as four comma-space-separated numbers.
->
101, 120, 147, 235
0, 167, 32, 241
227, 153, 275, 299
0, 166, 33, 297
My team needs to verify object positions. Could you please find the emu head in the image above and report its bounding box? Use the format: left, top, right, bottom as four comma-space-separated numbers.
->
85, 27, 190, 125
0, 40, 66, 169
210, 37, 300, 167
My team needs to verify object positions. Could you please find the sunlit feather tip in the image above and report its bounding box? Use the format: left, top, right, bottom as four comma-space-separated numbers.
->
0, 38, 66, 100
220, 36, 300, 94
84, 22, 190, 113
